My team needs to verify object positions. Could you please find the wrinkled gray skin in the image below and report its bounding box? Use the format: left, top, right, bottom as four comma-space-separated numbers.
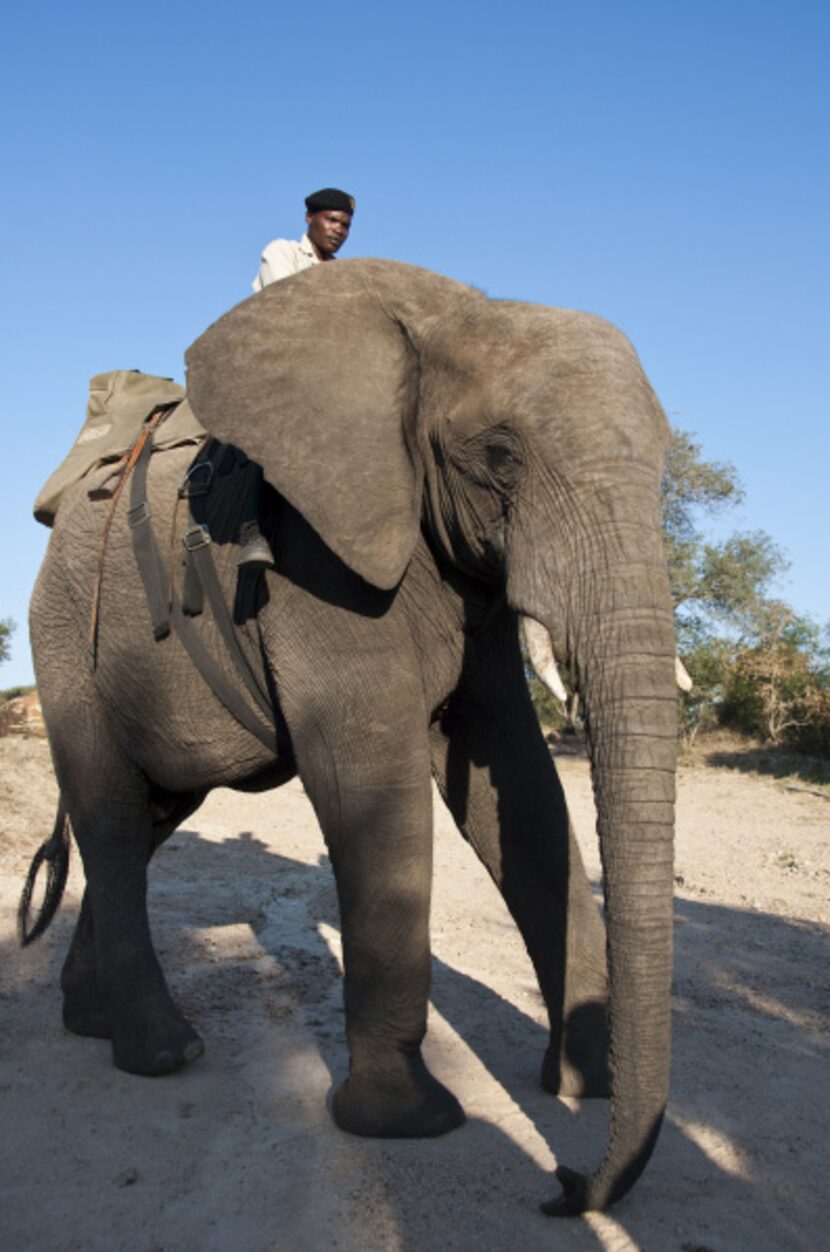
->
29, 260, 676, 1215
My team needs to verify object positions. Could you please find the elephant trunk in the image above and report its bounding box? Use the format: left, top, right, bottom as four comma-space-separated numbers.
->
542, 538, 677, 1214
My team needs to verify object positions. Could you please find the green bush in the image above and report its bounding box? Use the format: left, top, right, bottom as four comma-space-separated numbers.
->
526, 675, 567, 732
1, 684, 36, 702
0, 617, 15, 666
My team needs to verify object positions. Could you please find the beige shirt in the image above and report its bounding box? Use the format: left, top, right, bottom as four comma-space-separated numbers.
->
252, 233, 321, 292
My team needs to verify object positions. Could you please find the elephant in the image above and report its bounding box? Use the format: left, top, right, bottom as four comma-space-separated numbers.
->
26, 258, 676, 1216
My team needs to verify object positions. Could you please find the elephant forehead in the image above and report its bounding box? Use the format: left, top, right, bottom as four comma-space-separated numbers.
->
423, 305, 666, 458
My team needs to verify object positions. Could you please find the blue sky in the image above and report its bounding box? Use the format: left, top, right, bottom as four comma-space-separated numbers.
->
1, 1, 827, 686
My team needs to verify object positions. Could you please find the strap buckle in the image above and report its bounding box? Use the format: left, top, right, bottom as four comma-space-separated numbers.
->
179, 460, 214, 499
127, 501, 150, 528
183, 524, 211, 551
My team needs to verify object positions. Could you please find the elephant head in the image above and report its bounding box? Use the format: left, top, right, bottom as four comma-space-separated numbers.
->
185, 259, 676, 1213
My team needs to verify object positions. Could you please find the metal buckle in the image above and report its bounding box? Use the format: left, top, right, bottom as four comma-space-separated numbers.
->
178, 460, 214, 499
183, 524, 211, 551
127, 501, 150, 528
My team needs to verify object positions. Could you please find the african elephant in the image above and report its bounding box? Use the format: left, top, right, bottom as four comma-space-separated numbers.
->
27, 259, 676, 1215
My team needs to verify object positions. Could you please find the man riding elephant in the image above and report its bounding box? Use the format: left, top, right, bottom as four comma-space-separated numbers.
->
240, 187, 357, 570
252, 187, 355, 291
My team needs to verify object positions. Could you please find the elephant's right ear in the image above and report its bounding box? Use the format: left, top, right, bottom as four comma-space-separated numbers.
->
185, 264, 422, 590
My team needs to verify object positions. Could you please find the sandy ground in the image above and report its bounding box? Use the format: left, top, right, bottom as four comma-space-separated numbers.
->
1, 735, 828, 1252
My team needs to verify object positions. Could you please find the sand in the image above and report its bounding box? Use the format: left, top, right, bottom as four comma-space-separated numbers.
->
1, 735, 827, 1251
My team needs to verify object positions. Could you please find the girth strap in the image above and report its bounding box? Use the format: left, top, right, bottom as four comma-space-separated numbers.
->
169, 595, 278, 753
125, 439, 277, 754
180, 524, 274, 725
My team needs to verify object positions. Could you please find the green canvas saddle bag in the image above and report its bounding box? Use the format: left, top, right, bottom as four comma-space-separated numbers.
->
34, 369, 207, 526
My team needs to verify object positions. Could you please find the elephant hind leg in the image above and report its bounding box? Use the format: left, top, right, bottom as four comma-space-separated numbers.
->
52, 726, 203, 1075
61, 788, 205, 1046
61, 888, 108, 1038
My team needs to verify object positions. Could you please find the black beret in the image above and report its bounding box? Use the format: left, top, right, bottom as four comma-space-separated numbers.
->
305, 187, 356, 215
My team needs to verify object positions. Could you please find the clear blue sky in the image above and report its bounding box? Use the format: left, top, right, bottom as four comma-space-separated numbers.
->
1, 1, 827, 686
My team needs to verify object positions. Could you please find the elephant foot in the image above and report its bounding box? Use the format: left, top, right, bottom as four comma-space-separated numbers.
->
333, 1055, 465, 1139
61, 930, 109, 1037
63, 988, 112, 1040
542, 1000, 611, 1098
110, 1000, 204, 1077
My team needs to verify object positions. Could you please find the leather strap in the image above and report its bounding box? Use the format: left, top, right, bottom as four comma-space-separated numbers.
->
180, 524, 274, 724
89, 405, 171, 659
127, 440, 277, 752
169, 593, 278, 753
128, 432, 171, 641
177, 442, 218, 616
105, 426, 278, 753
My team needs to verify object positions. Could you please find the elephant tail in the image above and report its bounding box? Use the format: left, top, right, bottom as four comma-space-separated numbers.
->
18, 799, 71, 946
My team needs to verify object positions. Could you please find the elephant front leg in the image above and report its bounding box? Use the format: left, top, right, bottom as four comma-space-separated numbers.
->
332, 818, 465, 1139
284, 669, 464, 1138
428, 617, 610, 1098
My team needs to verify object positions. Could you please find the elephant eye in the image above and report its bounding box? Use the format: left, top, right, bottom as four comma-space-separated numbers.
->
487, 442, 518, 474
484, 429, 524, 489
448, 424, 524, 490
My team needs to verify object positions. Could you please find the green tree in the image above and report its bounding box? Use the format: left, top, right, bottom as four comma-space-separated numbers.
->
721, 603, 830, 749
664, 430, 829, 754
674, 635, 732, 746
662, 429, 786, 742
526, 673, 567, 732
0, 617, 15, 666
662, 428, 742, 610
662, 429, 787, 630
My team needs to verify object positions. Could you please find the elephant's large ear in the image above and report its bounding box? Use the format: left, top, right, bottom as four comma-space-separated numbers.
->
185, 262, 425, 590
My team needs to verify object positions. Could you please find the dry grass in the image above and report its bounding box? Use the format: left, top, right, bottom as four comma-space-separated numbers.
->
679, 728, 830, 794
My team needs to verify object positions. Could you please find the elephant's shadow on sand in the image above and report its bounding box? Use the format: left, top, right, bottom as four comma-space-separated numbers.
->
111, 822, 825, 1248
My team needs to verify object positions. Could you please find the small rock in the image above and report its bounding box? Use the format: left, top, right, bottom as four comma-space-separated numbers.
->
0, 691, 46, 738
115, 1167, 139, 1187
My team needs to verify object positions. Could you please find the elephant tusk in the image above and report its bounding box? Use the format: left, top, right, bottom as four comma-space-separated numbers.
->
523, 617, 692, 700
521, 616, 568, 705
675, 656, 693, 692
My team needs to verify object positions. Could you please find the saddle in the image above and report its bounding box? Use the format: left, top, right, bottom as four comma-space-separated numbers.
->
18, 376, 279, 946
39, 370, 278, 754
33, 370, 206, 527
116, 420, 278, 754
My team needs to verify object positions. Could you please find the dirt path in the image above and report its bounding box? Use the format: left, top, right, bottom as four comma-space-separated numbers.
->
1, 737, 827, 1251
